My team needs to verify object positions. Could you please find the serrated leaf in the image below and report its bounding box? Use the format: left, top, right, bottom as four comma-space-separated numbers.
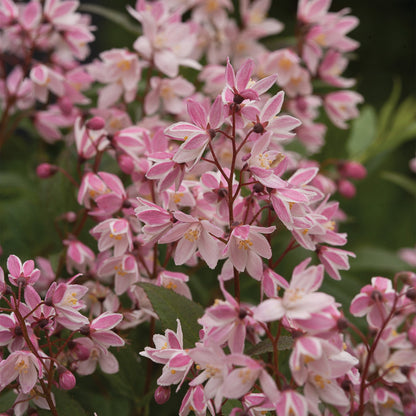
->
0, 390, 16, 412
347, 106, 377, 159
139, 283, 204, 348
381, 171, 416, 196
350, 246, 409, 273
79, 4, 140, 35
247, 336, 293, 356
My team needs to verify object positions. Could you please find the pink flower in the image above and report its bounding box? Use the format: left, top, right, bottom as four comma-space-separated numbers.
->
135, 197, 173, 244
350, 276, 397, 328
145, 76, 195, 115
158, 211, 224, 269
73, 337, 120, 375
63, 238, 95, 274
74, 117, 110, 160
319, 50, 355, 88
140, 319, 192, 388
30, 64, 65, 103
188, 345, 232, 412
6, 255, 40, 287
179, 385, 208, 416
91, 218, 133, 256
81, 312, 125, 348
324, 91, 363, 129
224, 224, 275, 279
317, 245, 355, 280
129, 1, 200, 77
45, 276, 89, 330
98, 254, 139, 295
253, 258, 335, 321
165, 95, 224, 166
0, 351, 42, 394
275, 390, 308, 416
156, 270, 192, 300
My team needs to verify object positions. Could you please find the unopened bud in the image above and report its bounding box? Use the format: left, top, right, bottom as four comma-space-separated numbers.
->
63, 211, 77, 223
86, 116, 105, 130
339, 161, 367, 179
154, 386, 170, 405
58, 369, 76, 390
408, 326, 416, 346
36, 163, 58, 179
337, 179, 356, 198
118, 154, 135, 175
58, 97, 73, 116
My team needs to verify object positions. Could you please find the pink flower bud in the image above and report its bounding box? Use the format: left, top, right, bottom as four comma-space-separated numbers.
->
58, 97, 73, 116
408, 326, 416, 347
338, 179, 356, 198
154, 386, 170, 405
118, 154, 135, 174
339, 161, 367, 179
86, 116, 106, 130
59, 369, 76, 390
63, 212, 77, 223
36, 163, 58, 179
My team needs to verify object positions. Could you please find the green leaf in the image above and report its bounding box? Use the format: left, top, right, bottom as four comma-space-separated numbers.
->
74, 390, 131, 416
247, 336, 293, 356
350, 246, 409, 273
346, 106, 377, 159
381, 171, 416, 196
221, 399, 242, 414
377, 79, 401, 137
37, 390, 87, 416
0, 390, 17, 412
139, 283, 204, 348
79, 4, 141, 35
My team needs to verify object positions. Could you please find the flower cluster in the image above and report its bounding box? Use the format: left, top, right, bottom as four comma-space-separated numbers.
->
0, 0, 414, 415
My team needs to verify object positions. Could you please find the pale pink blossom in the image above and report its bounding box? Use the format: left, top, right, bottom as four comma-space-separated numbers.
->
73, 337, 120, 375
74, 116, 110, 160
129, 1, 200, 77
179, 385, 209, 416
165, 95, 224, 166
350, 276, 397, 328
91, 218, 133, 256
63, 238, 95, 274
317, 245, 356, 280
6, 254, 40, 287
275, 390, 308, 416
135, 197, 173, 244
253, 258, 335, 322
156, 270, 192, 299
0, 351, 42, 394
45, 275, 89, 330
145, 76, 195, 115
81, 312, 124, 348
224, 224, 275, 279
30, 64, 65, 103
98, 254, 139, 295
158, 211, 224, 269
324, 91, 363, 129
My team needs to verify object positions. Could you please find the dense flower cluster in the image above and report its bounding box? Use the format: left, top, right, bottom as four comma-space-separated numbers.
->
0, 0, 415, 415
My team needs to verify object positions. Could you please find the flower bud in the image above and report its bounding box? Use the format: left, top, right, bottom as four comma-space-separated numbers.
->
408, 326, 416, 347
339, 161, 367, 179
58, 369, 76, 390
118, 154, 135, 175
36, 163, 58, 179
338, 179, 356, 198
86, 116, 106, 130
63, 211, 77, 223
154, 386, 170, 405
